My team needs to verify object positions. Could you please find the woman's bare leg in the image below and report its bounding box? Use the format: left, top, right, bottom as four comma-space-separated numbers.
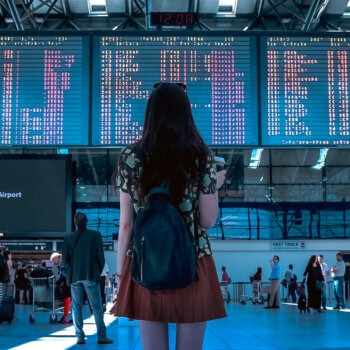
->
139, 320, 169, 350
176, 322, 206, 350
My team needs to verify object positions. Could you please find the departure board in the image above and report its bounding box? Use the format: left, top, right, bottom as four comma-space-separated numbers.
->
0, 35, 89, 146
261, 36, 350, 146
92, 35, 258, 146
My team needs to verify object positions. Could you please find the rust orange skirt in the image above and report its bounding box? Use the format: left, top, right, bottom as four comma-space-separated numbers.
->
110, 255, 227, 323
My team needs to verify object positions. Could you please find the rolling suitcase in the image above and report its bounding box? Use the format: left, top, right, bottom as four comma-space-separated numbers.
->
0, 296, 15, 324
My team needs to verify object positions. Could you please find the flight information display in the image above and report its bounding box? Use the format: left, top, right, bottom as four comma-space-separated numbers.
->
92, 35, 258, 146
0, 35, 89, 146
261, 36, 350, 146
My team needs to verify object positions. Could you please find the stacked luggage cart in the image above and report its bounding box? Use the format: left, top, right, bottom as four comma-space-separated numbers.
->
28, 276, 63, 324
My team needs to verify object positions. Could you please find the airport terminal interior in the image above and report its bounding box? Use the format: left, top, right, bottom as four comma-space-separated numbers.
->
1, 0, 350, 349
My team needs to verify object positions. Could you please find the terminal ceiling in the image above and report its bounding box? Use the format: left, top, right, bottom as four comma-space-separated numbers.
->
0, 0, 350, 31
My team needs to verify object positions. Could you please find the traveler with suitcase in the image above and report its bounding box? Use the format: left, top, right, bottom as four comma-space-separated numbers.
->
0, 247, 15, 324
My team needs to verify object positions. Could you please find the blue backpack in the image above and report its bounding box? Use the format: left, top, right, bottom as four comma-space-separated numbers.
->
131, 187, 198, 290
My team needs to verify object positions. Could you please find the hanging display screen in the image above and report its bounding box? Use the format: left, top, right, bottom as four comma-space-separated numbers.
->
261, 36, 350, 146
92, 34, 258, 146
0, 35, 89, 146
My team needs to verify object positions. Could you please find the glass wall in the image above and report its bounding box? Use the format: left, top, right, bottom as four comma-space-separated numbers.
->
1, 148, 349, 240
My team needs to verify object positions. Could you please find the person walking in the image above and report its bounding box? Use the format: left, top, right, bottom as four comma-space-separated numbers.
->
303, 255, 324, 313
265, 256, 281, 309
110, 82, 227, 350
63, 212, 113, 345
285, 264, 297, 303
331, 252, 346, 310
318, 255, 330, 310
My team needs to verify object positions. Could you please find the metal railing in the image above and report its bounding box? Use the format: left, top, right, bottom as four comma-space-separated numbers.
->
229, 281, 350, 303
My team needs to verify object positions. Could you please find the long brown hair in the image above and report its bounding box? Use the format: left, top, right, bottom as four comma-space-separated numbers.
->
112, 82, 210, 205
307, 255, 318, 269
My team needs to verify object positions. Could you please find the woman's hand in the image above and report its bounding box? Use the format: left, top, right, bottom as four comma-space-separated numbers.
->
116, 273, 122, 289
217, 170, 227, 189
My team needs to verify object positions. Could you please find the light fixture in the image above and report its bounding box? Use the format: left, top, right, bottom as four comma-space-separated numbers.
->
57, 148, 68, 154
248, 148, 263, 169
218, 0, 238, 15
312, 148, 329, 170
87, 0, 107, 15
348, 0, 350, 7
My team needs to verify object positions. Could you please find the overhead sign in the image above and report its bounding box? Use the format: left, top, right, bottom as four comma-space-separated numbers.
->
103, 242, 114, 251
56, 241, 114, 251
271, 241, 307, 250
0, 241, 53, 251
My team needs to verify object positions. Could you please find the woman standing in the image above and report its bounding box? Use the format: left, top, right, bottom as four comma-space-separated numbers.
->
303, 255, 324, 313
15, 263, 30, 304
110, 82, 227, 350
3, 251, 14, 296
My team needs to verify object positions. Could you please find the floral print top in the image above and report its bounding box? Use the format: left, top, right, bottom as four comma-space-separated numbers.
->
115, 143, 217, 258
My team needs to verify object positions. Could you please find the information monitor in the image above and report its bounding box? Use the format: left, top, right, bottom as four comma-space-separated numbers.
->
261, 35, 350, 146
0, 35, 89, 146
92, 34, 258, 146
0, 155, 72, 238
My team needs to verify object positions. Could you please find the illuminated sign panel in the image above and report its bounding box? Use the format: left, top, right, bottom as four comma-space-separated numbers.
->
261, 36, 350, 146
0, 35, 89, 146
92, 34, 258, 146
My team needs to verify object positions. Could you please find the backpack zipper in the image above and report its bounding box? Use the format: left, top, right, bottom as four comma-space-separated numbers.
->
140, 236, 145, 282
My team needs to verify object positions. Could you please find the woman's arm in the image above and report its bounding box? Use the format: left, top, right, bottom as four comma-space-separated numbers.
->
199, 192, 218, 229
303, 265, 309, 279
116, 191, 134, 283
199, 170, 226, 229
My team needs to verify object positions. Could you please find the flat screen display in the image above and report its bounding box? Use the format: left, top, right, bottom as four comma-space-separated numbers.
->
0, 35, 89, 146
0, 156, 72, 237
261, 36, 350, 146
92, 34, 258, 146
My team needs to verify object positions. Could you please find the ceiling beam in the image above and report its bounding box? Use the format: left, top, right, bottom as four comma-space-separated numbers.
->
5, 0, 24, 30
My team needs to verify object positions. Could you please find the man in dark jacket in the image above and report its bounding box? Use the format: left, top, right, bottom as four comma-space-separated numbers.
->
63, 212, 113, 345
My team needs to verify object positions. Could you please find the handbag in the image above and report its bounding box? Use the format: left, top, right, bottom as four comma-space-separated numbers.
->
64, 229, 85, 286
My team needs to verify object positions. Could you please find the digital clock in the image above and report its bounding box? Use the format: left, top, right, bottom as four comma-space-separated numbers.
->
150, 12, 199, 26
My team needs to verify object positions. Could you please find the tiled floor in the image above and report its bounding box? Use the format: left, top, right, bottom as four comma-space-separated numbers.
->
1, 301, 350, 350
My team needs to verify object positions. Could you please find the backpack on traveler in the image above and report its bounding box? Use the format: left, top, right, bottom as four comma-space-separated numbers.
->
131, 187, 198, 290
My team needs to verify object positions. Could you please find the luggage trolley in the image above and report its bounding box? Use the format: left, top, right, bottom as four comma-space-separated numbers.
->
240, 279, 265, 305
220, 281, 231, 301
28, 276, 62, 324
